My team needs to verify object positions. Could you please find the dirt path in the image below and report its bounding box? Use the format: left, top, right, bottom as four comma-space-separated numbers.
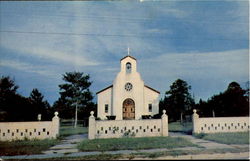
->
133, 152, 250, 160
42, 134, 88, 154
169, 132, 248, 149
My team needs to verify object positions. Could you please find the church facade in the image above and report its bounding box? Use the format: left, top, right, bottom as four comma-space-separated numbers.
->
97, 55, 160, 120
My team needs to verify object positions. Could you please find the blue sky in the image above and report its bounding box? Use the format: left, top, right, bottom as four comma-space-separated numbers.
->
0, 1, 249, 105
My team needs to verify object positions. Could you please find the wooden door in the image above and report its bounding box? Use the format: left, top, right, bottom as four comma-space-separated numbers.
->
123, 98, 135, 120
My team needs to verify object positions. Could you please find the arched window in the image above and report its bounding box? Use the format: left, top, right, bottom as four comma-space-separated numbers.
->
126, 62, 131, 73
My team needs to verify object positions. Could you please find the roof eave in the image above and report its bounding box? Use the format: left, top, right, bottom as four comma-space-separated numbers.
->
96, 85, 113, 94
144, 85, 160, 94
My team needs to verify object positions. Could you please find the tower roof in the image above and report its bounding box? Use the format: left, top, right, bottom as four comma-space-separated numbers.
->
120, 55, 137, 61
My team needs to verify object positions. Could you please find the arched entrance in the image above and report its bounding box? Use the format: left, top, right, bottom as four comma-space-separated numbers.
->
123, 98, 135, 120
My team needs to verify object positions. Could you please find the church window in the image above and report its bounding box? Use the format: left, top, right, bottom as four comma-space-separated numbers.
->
105, 104, 108, 113
125, 83, 133, 91
126, 62, 131, 73
148, 104, 152, 112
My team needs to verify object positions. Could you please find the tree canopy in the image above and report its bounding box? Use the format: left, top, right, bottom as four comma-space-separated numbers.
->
29, 88, 51, 120
162, 79, 195, 122
0, 76, 51, 121
54, 72, 95, 125
196, 81, 249, 117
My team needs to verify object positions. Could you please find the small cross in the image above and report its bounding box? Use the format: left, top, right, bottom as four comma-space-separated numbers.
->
127, 47, 130, 56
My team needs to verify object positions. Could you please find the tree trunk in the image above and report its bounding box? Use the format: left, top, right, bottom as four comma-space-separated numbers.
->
74, 103, 78, 128
212, 110, 215, 117
180, 112, 183, 123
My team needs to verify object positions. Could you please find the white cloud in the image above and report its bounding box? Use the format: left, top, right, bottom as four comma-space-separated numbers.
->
0, 59, 57, 77
139, 49, 249, 100
142, 49, 249, 78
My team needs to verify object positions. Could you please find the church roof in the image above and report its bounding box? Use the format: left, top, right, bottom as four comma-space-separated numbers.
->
144, 85, 160, 94
96, 85, 113, 94
96, 84, 160, 94
120, 55, 137, 62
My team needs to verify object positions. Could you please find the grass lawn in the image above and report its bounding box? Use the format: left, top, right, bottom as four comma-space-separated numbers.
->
78, 136, 197, 152
194, 132, 249, 144
27, 147, 249, 160
168, 122, 193, 134
0, 139, 59, 156
60, 125, 88, 137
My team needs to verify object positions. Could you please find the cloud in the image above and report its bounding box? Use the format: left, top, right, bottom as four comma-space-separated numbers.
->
145, 28, 171, 34
0, 59, 57, 77
143, 49, 249, 78
139, 49, 249, 100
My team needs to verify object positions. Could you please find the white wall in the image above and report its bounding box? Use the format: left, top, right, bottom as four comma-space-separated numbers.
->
97, 87, 113, 119
112, 56, 145, 120
192, 110, 250, 134
144, 86, 160, 116
89, 110, 168, 139
0, 112, 59, 141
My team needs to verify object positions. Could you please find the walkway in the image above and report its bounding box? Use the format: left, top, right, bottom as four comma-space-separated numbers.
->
169, 132, 248, 149
42, 134, 87, 154
0, 132, 249, 160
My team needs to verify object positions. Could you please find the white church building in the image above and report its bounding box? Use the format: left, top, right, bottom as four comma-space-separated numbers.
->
97, 53, 160, 120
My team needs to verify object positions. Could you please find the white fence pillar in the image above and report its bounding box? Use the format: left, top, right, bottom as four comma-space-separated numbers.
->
52, 111, 60, 138
88, 111, 96, 140
161, 110, 168, 136
192, 109, 199, 134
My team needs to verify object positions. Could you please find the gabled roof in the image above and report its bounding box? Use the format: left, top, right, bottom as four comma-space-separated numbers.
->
144, 85, 160, 94
96, 85, 113, 94
96, 84, 160, 94
120, 55, 137, 62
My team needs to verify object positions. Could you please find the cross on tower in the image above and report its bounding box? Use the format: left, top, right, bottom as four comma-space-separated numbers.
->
127, 47, 130, 56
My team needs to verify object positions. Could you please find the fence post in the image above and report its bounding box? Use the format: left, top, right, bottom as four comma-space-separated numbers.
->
192, 109, 199, 134
161, 110, 168, 136
52, 111, 60, 138
37, 114, 41, 121
88, 111, 96, 140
